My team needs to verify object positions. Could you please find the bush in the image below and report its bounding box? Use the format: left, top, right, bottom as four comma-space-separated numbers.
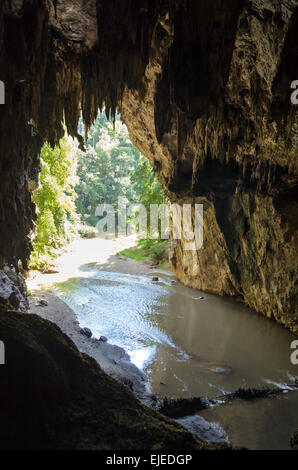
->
121, 238, 169, 265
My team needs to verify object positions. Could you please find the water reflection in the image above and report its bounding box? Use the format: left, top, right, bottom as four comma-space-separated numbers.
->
51, 266, 298, 449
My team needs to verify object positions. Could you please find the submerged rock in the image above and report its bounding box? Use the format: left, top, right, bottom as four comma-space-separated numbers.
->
176, 415, 229, 444
158, 396, 209, 418
210, 366, 232, 375
36, 299, 48, 307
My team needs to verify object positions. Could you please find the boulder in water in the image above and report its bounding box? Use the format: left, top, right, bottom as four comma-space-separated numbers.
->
80, 327, 92, 338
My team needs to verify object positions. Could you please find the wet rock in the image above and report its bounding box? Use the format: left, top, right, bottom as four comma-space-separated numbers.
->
0, 267, 28, 312
176, 415, 229, 444
36, 299, 48, 307
152, 277, 159, 282
158, 396, 209, 418
80, 327, 92, 338
99, 335, 108, 342
8, 292, 20, 309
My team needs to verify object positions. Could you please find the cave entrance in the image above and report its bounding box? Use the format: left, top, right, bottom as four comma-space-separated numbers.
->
28, 111, 169, 273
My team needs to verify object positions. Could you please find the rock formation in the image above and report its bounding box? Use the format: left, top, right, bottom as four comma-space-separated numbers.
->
0, 0, 297, 330
0, 0, 297, 448
121, 0, 298, 332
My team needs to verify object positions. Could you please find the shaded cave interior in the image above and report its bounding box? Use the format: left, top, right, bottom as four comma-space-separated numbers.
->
0, 0, 297, 449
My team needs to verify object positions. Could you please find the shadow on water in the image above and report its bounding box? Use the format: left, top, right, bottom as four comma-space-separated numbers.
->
51, 263, 298, 450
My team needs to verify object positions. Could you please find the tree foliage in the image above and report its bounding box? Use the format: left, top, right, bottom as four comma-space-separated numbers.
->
130, 155, 165, 209
29, 113, 167, 270
29, 135, 80, 269
75, 114, 140, 226
75, 113, 165, 228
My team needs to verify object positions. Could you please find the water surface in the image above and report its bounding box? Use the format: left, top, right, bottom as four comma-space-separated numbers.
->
52, 265, 298, 449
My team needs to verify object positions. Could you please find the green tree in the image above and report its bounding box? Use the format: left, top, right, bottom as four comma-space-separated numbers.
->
29, 135, 79, 269
75, 113, 140, 226
130, 155, 165, 210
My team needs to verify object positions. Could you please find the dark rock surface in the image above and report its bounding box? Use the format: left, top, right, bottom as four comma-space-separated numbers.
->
80, 327, 92, 338
0, 266, 28, 312
291, 429, 298, 449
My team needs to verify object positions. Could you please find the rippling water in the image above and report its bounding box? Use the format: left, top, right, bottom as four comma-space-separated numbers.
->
52, 264, 298, 449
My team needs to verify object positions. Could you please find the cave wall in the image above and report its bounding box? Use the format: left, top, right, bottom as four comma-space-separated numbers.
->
0, 0, 297, 331
0, 0, 169, 270
121, 0, 298, 333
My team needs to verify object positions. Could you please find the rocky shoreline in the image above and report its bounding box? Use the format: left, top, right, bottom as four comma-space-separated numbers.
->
28, 288, 232, 444
28, 290, 154, 406
25, 238, 298, 448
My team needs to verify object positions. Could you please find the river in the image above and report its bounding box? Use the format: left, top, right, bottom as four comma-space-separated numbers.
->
43, 247, 298, 451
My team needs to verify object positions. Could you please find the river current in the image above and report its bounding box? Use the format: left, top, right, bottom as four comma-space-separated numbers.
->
51, 263, 298, 450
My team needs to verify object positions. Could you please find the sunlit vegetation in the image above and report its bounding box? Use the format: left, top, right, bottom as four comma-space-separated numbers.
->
120, 239, 169, 267
75, 114, 140, 226
29, 135, 80, 270
130, 155, 165, 209
29, 113, 167, 270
